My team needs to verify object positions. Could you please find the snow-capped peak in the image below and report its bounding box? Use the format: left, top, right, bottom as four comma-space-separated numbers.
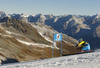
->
97, 13, 100, 15
20, 13, 29, 17
34, 13, 44, 18
95, 13, 100, 18
0, 11, 10, 17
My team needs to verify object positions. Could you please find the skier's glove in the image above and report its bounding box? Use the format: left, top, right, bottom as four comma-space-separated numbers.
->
74, 44, 78, 48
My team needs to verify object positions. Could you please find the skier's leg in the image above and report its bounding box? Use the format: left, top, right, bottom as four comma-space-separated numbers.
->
82, 44, 90, 51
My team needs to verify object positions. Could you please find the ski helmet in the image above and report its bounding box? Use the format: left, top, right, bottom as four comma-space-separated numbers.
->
78, 38, 83, 43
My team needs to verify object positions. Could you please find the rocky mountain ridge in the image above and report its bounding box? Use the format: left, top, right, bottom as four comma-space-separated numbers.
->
2, 11, 99, 49
0, 15, 78, 64
0, 11, 100, 49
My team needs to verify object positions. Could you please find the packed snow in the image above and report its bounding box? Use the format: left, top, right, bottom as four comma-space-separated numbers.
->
0, 50, 100, 68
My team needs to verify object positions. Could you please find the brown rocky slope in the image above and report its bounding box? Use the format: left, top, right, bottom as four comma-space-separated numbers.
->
0, 17, 79, 64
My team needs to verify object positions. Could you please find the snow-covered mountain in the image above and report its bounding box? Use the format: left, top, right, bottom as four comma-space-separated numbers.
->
0, 50, 100, 68
0, 11, 10, 21
27, 13, 100, 49
0, 11, 100, 65
0, 11, 100, 49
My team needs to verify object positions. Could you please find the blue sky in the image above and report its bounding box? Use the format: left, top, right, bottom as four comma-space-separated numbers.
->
0, 0, 100, 16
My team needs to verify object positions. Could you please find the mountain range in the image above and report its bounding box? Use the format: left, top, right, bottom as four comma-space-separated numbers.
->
0, 11, 100, 64
1, 11, 99, 49
0, 11, 79, 64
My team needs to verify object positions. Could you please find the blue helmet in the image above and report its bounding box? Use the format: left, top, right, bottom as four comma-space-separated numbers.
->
78, 38, 83, 43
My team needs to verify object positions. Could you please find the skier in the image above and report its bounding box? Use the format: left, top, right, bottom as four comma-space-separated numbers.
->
75, 38, 91, 52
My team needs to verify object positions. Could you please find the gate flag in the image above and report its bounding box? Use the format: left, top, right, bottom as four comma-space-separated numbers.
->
53, 33, 62, 41
52, 30, 62, 58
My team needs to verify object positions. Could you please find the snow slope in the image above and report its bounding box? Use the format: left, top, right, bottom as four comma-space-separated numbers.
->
0, 50, 100, 68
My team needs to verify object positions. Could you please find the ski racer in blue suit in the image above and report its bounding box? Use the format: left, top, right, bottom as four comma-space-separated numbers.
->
75, 38, 91, 52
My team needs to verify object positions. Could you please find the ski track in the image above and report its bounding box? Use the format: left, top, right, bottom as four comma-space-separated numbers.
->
0, 51, 100, 68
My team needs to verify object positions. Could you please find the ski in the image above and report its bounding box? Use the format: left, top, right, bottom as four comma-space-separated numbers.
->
62, 50, 94, 56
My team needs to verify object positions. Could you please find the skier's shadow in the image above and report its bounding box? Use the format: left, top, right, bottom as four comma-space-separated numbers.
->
1, 58, 19, 65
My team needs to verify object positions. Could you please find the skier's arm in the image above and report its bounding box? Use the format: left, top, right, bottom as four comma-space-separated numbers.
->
78, 41, 84, 47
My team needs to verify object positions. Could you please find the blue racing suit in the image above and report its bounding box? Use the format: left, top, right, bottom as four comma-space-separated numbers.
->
77, 41, 90, 51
